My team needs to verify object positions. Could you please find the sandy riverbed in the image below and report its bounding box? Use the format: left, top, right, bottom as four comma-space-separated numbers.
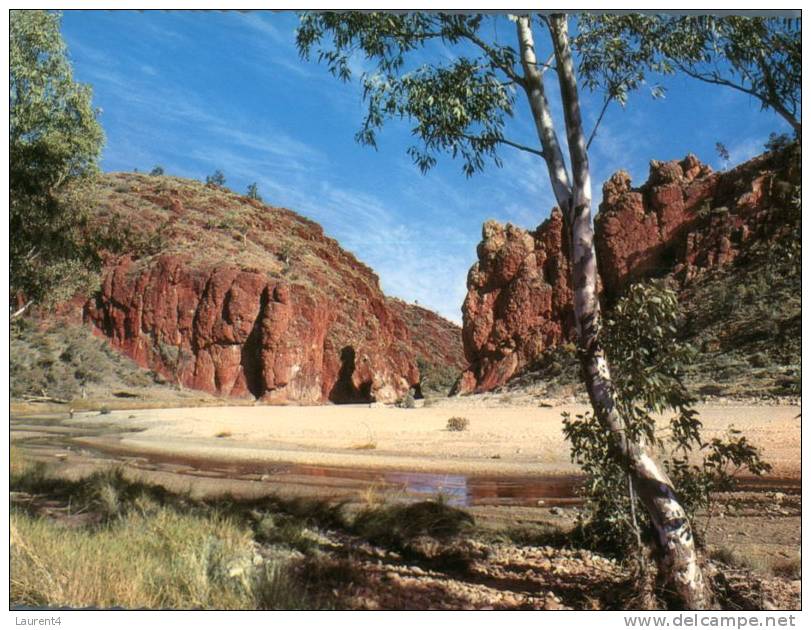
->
67, 401, 801, 478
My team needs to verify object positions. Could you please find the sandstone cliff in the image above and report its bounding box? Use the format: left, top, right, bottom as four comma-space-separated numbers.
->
458, 146, 800, 394
82, 173, 462, 404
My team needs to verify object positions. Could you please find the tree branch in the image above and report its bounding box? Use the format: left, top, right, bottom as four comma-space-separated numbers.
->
537, 51, 556, 75
586, 96, 612, 151
490, 135, 545, 157
515, 15, 572, 207
459, 30, 525, 86
548, 14, 590, 211
675, 59, 801, 134
446, 132, 546, 159
11, 300, 34, 320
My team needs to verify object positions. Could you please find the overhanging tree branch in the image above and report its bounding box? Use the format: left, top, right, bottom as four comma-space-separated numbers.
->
480, 134, 545, 158
675, 59, 801, 135
586, 96, 612, 151
458, 29, 525, 86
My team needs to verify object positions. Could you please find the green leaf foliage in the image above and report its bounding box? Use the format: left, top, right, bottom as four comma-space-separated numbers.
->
246, 182, 263, 201
563, 281, 771, 554
206, 169, 227, 186
10, 9, 105, 309
297, 12, 522, 176
575, 14, 801, 133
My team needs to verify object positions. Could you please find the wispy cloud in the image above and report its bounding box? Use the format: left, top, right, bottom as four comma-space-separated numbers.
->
234, 11, 290, 44
65, 10, 787, 325
724, 135, 766, 170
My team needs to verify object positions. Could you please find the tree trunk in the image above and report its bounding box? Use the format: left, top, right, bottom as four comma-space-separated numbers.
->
516, 14, 710, 609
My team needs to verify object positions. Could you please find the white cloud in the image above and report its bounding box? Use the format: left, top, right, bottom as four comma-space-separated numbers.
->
724, 136, 765, 169
234, 11, 289, 44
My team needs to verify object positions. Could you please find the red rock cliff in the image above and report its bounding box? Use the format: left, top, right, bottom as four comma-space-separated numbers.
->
457, 209, 576, 394
83, 173, 461, 404
459, 147, 799, 393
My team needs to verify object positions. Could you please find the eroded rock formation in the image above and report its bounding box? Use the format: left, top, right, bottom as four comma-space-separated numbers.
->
459, 147, 799, 393
457, 209, 575, 393
83, 173, 462, 404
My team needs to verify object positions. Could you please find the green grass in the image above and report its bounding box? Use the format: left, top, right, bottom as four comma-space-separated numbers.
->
9, 453, 344, 609
11, 507, 310, 609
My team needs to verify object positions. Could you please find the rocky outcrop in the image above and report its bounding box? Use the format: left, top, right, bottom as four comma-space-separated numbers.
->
459, 146, 799, 393
83, 173, 460, 404
457, 209, 575, 394
595, 148, 799, 300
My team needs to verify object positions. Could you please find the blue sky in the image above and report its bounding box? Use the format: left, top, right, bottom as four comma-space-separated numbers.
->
60, 10, 792, 323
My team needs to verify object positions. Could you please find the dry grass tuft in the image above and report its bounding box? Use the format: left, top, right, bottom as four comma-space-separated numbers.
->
350, 440, 377, 450
10, 507, 309, 609
770, 557, 801, 580
446, 416, 469, 432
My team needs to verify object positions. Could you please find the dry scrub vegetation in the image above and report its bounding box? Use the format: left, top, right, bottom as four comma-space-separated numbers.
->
9, 448, 798, 610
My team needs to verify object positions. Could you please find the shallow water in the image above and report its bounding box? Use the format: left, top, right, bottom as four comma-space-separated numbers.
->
11, 415, 798, 508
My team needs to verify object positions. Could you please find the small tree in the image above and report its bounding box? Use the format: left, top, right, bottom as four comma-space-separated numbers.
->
246, 182, 263, 201
205, 169, 226, 186
563, 282, 770, 591
764, 132, 793, 153
149, 165, 165, 176
10, 9, 105, 316
714, 142, 730, 170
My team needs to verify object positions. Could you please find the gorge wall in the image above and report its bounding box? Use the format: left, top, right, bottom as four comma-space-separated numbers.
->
457, 146, 800, 394
83, 173, 463, 404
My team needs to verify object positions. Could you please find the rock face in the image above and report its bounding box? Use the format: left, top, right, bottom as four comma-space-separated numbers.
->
595, 149, 798, 300
459, 147, 799, 393
457, 209, 575, 393
386, 298, 467, 373
84, 173, 461, 404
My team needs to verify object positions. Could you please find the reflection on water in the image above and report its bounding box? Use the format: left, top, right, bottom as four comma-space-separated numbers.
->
12, 415, 798, 508
13, 414, 581, 507
380, 471, 582, 507
386, 472, 469, 506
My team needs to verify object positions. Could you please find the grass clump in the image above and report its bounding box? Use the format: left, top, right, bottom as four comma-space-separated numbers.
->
771, 557, 801, 580
252, 512, 318, 553
350, 422, 377, 450
396, 389, 416, 408
350, 440, 377, 450
499, 523, 570, 548
710, 545, 749, 569
446, 416, 469, 432
9, 455, 332, 610
11, 507, 310, 609
351, 499, 473, 549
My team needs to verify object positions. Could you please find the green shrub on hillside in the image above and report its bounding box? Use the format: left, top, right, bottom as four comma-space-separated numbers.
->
10, 321, 154, 400
206, 170, 226, 186
417, 357, 459, 395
